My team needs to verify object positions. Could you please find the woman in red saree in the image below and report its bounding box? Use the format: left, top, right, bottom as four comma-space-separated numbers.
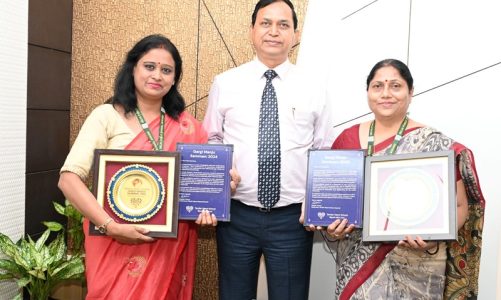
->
58, 34, 215, 299
326, 59, 484, 299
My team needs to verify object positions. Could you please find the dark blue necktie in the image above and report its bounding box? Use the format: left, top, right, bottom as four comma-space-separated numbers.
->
258, 70, 281, 209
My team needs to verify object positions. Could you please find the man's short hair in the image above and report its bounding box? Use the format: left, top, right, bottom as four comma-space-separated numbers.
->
251, 0, 298, 30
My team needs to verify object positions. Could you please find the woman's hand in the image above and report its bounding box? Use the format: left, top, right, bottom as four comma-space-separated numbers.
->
326, 219, 355, 240
106, 221, 156, 244
195, 209, 218, 226
398, 235, 438, 252
229, 168, 241, 195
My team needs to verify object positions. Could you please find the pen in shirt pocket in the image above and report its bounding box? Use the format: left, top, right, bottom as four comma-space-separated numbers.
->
292, 107, 295, 119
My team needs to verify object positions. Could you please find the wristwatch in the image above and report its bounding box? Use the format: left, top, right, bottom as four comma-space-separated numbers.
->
97, 217, 113, 234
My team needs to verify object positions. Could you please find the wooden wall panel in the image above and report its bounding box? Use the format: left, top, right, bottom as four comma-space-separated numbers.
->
26, 0, 72, 239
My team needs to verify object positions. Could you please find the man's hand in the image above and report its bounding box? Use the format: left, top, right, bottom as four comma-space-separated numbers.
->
229, 168, 241, 195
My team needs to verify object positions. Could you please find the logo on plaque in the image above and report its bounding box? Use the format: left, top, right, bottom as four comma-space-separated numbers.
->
107, 164, 165, 222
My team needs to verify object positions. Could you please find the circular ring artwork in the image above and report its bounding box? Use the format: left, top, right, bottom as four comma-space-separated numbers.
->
378, 167, 439, 227
107, 164, 165, 222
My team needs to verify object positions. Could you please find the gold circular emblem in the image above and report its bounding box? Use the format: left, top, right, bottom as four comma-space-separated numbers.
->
107, 164, 165, 222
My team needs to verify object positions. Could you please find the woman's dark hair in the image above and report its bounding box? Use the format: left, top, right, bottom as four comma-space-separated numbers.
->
252, 0, 298, 30
366, 59, 414, 91
109, 34, 185, 120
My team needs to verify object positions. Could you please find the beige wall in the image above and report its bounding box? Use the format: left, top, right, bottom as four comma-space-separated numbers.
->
71, 1, 308, 299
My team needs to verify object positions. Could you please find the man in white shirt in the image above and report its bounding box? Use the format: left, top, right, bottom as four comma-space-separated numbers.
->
203, 1, 332, 299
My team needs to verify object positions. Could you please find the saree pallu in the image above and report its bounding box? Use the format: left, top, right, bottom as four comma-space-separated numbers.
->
83, 112, 207, 300
332, 126, 485, 300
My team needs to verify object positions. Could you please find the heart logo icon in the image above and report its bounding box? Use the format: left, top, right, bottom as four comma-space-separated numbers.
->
186, 206, 194, 213
317, 212, 325, 219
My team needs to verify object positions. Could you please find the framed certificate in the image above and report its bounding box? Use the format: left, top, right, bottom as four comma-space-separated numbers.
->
362, 150, 456, 242
176, 143, 233, 221
89, 149, 180, 238
304, 149, 365, 227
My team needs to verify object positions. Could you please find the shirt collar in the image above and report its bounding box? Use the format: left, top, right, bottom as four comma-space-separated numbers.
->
252, 57, 292, 80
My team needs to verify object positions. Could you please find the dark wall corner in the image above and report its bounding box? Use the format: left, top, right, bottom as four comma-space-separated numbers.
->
26, 0, 73, 238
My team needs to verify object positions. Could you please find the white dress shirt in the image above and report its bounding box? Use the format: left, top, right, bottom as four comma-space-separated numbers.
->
203, 58, 333, 207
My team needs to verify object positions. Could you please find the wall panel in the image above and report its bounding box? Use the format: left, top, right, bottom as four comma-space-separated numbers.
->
26, 110, 69, 173
26, 0, 73, 241
27, 45, 71, 110
28, 0, 72, 51
0, 1, 28, 298
25, 171, 67, 237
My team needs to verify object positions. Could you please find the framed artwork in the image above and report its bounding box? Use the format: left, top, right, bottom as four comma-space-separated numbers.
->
363, 150, 456, 242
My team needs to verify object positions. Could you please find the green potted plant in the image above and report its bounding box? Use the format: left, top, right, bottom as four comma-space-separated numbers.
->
53, 200, 84, 256
0, 205, 85, 300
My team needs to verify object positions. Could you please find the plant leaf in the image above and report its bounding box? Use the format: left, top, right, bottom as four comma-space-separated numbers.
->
27, 269, 46, 280
49, 260, 69, 277
44, 253, 56, 267
47, 233, 62, 256
48, 233, 66, 263
25, 237, 45, 270
0, 258, 23, 276
34, 229, 51, 251
0, 273, 16, 280
66, 204, 81, 220
69, 211, 84, 222
43, 221, 64, 232
27, 235, 36, 246
50, 257, 85, 280
13, 251, 31, 271
53, 201, 66, 216
16, 276, 31, 288
0, 233, 18, 258
17, 238, 33, 263
40, 247, 50, 269
67, 227, 85, 250
13, 293, 22, 300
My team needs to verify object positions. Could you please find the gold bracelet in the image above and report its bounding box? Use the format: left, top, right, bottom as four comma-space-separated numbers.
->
425, 243, 439, 255
97, 217, 113, 235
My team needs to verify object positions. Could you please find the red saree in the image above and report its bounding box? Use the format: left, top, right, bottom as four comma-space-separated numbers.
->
83, 112, 207, 300
332, 124, 485, 300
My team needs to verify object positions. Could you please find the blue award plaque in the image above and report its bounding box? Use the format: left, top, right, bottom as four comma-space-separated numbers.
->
304, 150, 365, 227
176, 143, 233, 221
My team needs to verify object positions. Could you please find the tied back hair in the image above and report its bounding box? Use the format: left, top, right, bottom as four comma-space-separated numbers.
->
366, 58, 414, 91
107, 34, 185, 121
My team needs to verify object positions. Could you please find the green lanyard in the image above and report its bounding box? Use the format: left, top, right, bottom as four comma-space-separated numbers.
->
134, 107, 165, 151
367, 116, 408, 156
